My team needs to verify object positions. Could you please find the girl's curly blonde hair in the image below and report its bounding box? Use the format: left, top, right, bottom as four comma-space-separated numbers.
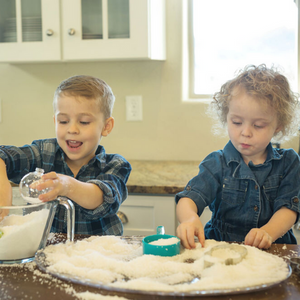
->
208, 64, 300, 142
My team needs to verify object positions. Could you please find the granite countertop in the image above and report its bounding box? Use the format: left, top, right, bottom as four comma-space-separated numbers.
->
10, 160, 200, 196
126, 160, 200, 195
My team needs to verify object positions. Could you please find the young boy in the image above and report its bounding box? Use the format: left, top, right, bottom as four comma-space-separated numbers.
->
0, 75, 131, 236
176, 65, 300, 249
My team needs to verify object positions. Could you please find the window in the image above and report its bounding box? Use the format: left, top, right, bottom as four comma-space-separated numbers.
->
188, 0, 298, 99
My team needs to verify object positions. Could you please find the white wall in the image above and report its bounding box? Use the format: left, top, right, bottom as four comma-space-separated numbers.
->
0, 0, 298, 161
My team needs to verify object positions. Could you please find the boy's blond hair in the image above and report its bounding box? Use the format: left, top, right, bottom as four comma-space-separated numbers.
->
209, 64, 300, 142
53, 75, 115, 120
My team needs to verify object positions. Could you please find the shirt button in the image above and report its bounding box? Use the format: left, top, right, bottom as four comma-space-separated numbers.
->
293, 197, 299, 203
255, 185, 258, 190
254, 205, 258, 212
186, 186, 191, 191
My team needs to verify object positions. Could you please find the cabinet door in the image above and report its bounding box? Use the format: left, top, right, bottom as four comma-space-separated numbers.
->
62, 0, 165, 61
0, 0, 61, 62
119, 195, 176, 236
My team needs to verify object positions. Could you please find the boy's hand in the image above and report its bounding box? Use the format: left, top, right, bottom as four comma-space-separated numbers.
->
0, 182, 12, 208
36, 172, 70, 201
0, 179, 12, 221
35, 171, 103, 210
176, 217, 205, 249
244, 228, 273, 249
0, 159, 12, 219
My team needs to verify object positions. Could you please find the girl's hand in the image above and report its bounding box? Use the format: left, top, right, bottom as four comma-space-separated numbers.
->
36, 172, 71, 202
176, 217, 205, 249
244, 228, 273, 249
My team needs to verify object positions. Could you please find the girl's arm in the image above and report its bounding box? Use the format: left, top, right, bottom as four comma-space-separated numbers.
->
261, 207, 297, 240
245, 207, 297, 249
176, 197, 205, 249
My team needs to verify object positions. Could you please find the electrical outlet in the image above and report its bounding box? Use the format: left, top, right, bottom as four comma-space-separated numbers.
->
126, 96, 143, 121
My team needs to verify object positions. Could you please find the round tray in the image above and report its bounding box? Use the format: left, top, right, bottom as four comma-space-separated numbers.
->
35, 236, 292, 297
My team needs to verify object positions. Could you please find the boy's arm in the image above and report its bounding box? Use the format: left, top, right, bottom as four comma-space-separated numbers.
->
38, 173, 104, 209
176, 197, 205, 249
0, 159, 12, 209
38, 156, 132, 214
245, 207, 297, 249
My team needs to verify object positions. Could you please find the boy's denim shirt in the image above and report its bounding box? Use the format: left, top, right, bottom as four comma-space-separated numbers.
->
175, 141, 300, 244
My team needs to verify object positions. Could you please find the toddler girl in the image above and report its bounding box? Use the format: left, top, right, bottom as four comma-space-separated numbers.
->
176, 64, 300, 249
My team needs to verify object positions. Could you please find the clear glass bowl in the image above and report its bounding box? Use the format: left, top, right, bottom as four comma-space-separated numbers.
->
0, 194, 58, 264
0, 187, 74, 264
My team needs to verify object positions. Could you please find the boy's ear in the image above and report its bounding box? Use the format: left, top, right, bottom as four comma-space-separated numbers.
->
102, 117, 114, 136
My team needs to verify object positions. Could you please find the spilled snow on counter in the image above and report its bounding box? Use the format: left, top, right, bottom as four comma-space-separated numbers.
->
75, 293, 129, 300
40, 236, 290, 293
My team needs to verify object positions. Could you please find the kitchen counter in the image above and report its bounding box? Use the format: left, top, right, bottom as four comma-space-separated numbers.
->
10, 160, 200, 195
1, 234, 300, 300
127, 160, 199, 195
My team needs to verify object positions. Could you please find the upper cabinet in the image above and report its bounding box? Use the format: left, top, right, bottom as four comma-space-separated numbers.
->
0, 0, 61, 62
0, 0, 166, 63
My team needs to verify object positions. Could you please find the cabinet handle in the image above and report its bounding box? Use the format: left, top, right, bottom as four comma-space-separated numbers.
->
117, 211, 128, 224
46, 29, 54, 36
68, 28, 76, 36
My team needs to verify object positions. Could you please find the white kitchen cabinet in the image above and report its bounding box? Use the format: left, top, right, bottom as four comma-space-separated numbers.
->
0, 0, 61, 62
0, 0, 166, 63
119, 195, 176, 236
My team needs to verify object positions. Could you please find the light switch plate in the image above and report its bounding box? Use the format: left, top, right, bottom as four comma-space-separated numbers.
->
126, 96, 143, 121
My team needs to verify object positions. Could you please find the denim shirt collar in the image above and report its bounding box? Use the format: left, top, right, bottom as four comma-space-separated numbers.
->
223, 141, 283, 179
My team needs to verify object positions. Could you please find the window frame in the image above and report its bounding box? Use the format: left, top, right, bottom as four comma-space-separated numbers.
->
186, 0, 299, 101
187, 0, 212, 100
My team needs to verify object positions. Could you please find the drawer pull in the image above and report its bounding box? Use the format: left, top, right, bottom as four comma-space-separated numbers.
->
117, 211, 128, 224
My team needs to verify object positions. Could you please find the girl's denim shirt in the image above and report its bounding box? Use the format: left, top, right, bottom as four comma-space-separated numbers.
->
175, 141, 300, 244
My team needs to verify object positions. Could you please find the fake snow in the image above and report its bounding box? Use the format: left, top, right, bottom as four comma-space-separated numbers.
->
41, 236, 290, 293
149, 237, 179, 246
0, 209, 49, 260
